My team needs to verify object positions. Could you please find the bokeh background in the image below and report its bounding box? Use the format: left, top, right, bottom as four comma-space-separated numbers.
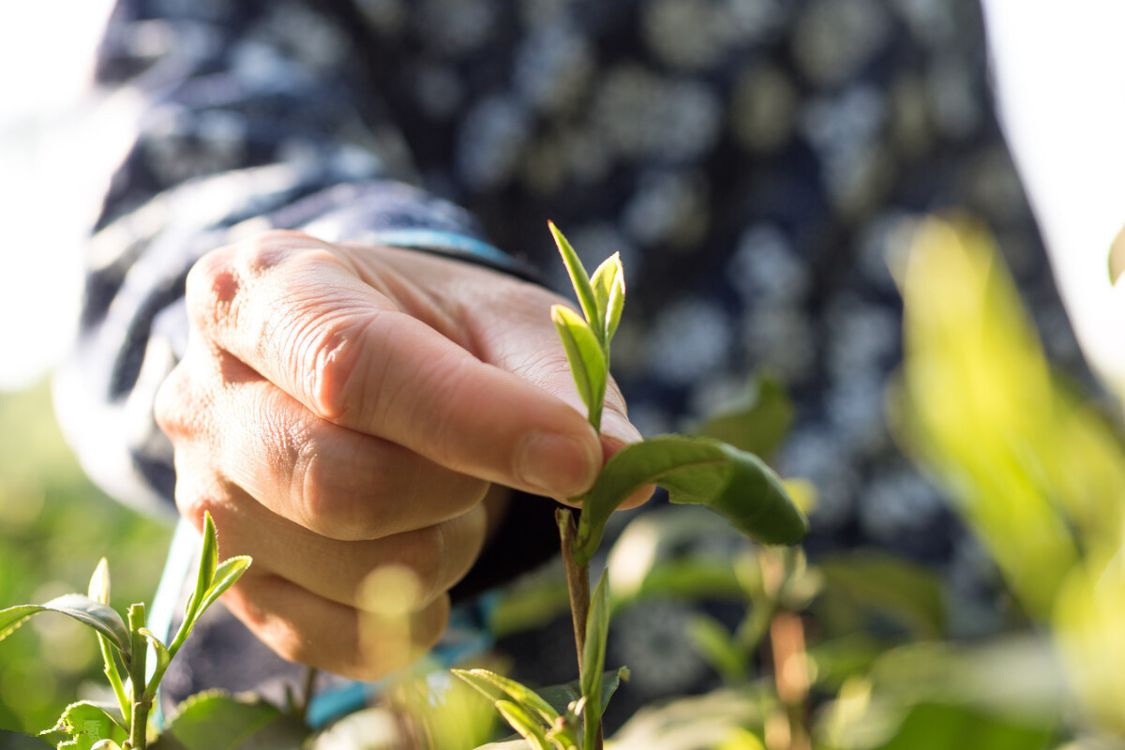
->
0, 0, 171, 733
1, 0, 1124, 744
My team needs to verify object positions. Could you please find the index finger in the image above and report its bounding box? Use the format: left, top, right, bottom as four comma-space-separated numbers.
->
186, 232, 602, 498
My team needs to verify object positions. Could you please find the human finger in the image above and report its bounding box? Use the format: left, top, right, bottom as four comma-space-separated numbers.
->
212, 365, 491, 541
223, 572, 450, 681
174, 472, 487, 612
185, 231, 601, 498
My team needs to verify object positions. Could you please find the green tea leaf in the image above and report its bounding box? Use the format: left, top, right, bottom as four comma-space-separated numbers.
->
88, 559, 111, 605
173, 534, 250, 654
581, 572, 611, 748
536, 667, 630, 718
548, 222, 600, 334
693, 375, 793, 460
0, 595, 131, 656
196, 556, 252, 620
39, 701, 127, 750
494, 701, 552, 750
576, 436, 808, 564
580, 573, 610, 708
187, 512, 219, 621
451, 669, 560, 726
138, 628, 172, 692
84, 559, 131, 718
551, 305, 607, 430
590, 253, 625, 343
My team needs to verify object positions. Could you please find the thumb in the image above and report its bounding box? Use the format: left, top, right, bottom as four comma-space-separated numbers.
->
469, 286, 654, 508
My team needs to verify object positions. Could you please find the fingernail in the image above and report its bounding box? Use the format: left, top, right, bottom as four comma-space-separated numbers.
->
601, 415, 643, 449
517, 432, 599, 497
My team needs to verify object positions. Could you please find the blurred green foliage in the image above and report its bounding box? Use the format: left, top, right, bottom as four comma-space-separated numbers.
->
889, 218, 1125, 743
0, 381, 170, 734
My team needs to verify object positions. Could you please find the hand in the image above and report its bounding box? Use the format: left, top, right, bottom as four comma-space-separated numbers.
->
155, 230, 646, 679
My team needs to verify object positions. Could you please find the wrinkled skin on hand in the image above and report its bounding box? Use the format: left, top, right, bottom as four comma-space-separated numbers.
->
154, 230, 647, 679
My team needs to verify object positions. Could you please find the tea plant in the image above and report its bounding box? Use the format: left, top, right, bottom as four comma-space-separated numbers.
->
453, 223, 809, 749
0, 512, 250, 750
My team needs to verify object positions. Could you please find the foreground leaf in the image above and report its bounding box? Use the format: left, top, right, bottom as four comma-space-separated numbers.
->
576, 436, 807, 564
551, 305, 607, 429
590, 253, 625, 343
0, 595, 131, 656
536, 668, 630, 717
39, 701, 127, 750
182, 513, 220, 631
494, 701, 551, 750
88, 559, 111, 605
452, 669, 559, 726
580, 573, 611, 748
549, 222, 600, 333
195, 556, 252, 621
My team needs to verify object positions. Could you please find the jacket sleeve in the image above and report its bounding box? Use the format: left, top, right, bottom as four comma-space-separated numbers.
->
54, 0, 532, 520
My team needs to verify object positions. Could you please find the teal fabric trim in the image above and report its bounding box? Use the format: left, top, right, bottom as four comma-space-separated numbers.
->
148, 517, 201, 730
306, 591, 499, 729
368, 228, 511, 265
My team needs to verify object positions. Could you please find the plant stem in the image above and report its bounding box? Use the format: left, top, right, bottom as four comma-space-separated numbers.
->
126, 604, 150, 750
768, 610, 809, 750
557, 509, 604, 750
97, 633, 131, 724
299, 666, 319, 723
557, 510, 589, 672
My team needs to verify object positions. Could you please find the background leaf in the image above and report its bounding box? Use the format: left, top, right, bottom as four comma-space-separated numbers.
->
693, 375, 793, 460
687, 614, 746, 684
0, 730, 51, 749
150, 691, 306, 750
875, 703, 1054, 750
817, 553, 947, 640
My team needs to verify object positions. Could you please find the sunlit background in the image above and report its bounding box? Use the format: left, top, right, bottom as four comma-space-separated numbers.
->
0, 0, 1124, 745
0, 1, 169, 733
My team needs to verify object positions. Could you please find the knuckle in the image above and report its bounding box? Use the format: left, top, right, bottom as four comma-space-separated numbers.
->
267, 622, 318, 666
295, 446, 374, 541
185, 246, 239, 331
303, 313, 377, 421
154, 365, 191, 438
173, 481, 228, 531
402, 525, 448, 604
235, 229, 312, 277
